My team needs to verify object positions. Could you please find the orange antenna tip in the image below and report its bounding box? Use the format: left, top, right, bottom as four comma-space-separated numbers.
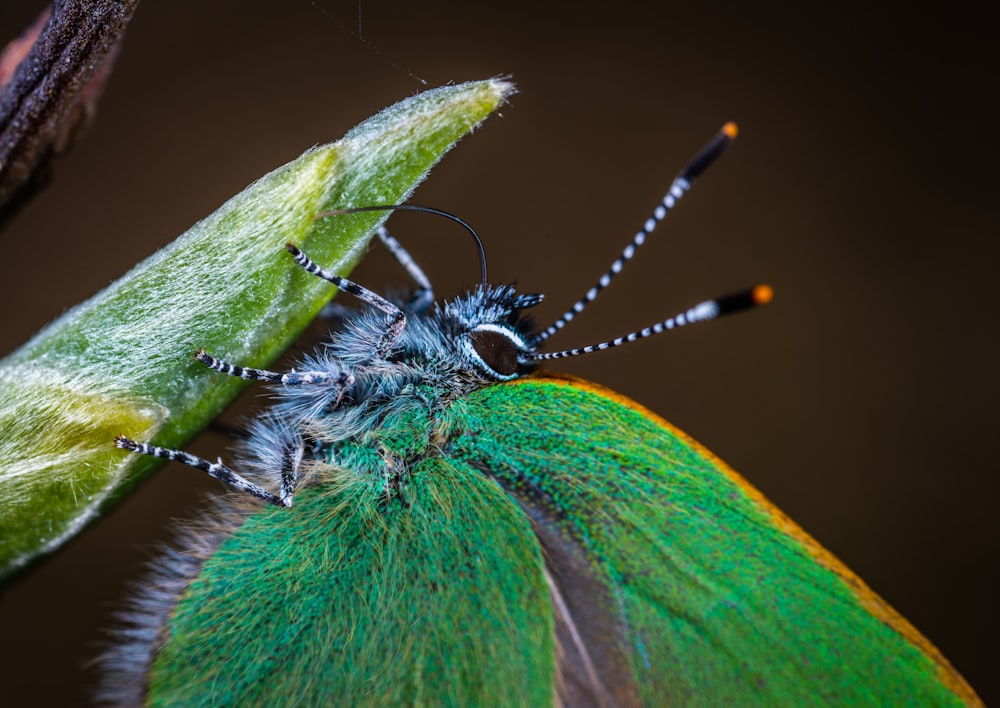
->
752, 284, 774, 305
723, 122, 739, 139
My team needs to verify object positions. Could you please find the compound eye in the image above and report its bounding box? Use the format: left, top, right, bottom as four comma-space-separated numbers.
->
469, 327, 519, 378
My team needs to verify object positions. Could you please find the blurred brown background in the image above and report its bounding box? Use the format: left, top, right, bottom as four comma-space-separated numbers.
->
1, 2, 996, 705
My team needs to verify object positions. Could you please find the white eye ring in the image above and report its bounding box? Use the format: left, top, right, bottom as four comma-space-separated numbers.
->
461, 323, 529, 381
471, 323, 530, 351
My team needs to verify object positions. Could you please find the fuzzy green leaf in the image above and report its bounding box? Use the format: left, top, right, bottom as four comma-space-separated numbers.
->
0, 79, 514, 582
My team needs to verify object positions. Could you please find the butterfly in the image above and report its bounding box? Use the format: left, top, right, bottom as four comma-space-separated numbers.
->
106, 124, 980, 706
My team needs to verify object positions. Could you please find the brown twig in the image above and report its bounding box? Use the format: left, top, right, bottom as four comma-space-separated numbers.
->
0, 0, 139, 227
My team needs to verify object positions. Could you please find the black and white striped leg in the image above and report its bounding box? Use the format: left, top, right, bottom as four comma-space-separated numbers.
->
317, 224, 433, 319
286, 243, 406, 355
114, 436, 295, 507
194, 349, 355, 389
375, 225, 434, 312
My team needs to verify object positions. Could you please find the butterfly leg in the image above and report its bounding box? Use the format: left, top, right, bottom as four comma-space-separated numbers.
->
374, 225, 434, 312
286, 243, 405, 356
194, 349, 354, 388
114, 436, 300, 507
114, 348, 341, 505
316, 224, 434, 320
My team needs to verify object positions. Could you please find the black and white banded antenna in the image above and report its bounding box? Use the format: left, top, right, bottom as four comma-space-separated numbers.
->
525, 285, 772, 363
531, 122, 739, 346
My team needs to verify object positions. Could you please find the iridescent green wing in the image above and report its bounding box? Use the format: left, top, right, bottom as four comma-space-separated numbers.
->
147, 456, 554, 706
446, 375, 980, 706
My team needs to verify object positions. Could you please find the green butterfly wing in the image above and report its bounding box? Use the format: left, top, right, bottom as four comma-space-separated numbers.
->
147, 459, 554, 705
445, 375, 980, 706
149, 373, 979, 705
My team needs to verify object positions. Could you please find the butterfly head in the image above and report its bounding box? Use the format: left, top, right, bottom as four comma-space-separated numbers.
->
442, 285, 543, 381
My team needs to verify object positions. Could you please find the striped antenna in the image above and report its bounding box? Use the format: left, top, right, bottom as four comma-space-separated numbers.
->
532, 122, 738, 345
527, 285, 772, 362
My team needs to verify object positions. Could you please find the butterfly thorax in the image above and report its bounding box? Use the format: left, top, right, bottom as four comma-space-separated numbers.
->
244, 284, 543, 502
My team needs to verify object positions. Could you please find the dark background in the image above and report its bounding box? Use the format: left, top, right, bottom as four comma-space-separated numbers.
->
1, 2, 996, 704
